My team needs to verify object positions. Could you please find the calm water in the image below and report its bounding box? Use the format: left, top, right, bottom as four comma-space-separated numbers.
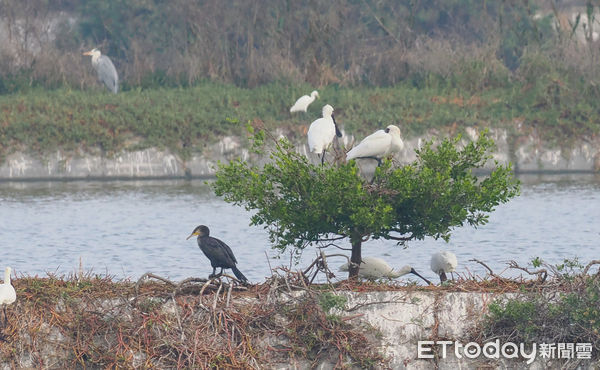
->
1, 175, 599, 283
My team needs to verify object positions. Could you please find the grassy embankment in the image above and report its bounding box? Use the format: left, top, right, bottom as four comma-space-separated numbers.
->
1, 71, 599, 163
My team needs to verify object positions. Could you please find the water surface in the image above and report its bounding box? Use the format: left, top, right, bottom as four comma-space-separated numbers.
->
1, 175, 599, 283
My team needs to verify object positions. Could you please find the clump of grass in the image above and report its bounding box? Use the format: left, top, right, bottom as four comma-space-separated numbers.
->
473, 258, 600, 358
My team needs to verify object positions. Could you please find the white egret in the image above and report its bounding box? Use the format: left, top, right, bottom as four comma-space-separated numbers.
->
346, 125, 404, 165
307, 104, 342, 164
83, 48, 119, 94
0, 267, 16, 325
339, 256, 432, 284
290, 90, 319, 113
430, 251, 458, 283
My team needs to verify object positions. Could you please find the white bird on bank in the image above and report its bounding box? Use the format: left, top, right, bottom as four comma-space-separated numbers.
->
430, 251, 457, 283
307, 104, 342, 164
290, 90, 319, 113
83, 48, 119, 94
346, 125, 404, 165
339, 256, 432, 284
0, 267, 16, 325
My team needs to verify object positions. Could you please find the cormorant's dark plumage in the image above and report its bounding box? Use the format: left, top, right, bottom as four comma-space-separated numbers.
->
187, 225, 248, 282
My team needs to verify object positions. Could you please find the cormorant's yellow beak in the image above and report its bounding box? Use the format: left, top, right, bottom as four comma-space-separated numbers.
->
83, 51, 92, 56
186, 232, 199, 240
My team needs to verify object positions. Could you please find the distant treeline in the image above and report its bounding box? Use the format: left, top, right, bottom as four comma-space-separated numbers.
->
0, 0, 599, 92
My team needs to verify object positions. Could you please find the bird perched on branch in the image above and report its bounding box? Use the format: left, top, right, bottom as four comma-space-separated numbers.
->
307, 104, 342, 164
346, 125, 404, 166
83, 48, 119, 94
187, 225, 248, 282
0, 267, 16, 326
290, 90, 319, 113
430, 251, 457, 283
339, 256, 432, 285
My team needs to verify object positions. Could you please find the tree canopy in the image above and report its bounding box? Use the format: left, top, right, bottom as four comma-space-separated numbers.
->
213, 128, 520, 277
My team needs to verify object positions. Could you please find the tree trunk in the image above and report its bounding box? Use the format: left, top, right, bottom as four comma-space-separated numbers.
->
349, 232, 362, 279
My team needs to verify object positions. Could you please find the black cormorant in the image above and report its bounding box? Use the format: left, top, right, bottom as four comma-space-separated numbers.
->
186, 225, 248, 282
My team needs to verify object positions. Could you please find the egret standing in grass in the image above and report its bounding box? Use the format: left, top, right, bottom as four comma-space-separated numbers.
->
339, 256, 432, 284
83, 48, 119, 94
430, 251, 457, 283
290, 90, 319, 113
187, 225, 248, 283
346, 125, 404, 166
0, 267, 16, 326
307, 104, 342, 164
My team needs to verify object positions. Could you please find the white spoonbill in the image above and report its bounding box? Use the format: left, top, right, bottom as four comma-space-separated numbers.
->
290, 90, 319, 113
83, 48, 119, 94
0, 267, 16, 325
346, 125, 404, 165
339, 256, 432, 284
430, 251, 457, 283
307, 104, 342, 164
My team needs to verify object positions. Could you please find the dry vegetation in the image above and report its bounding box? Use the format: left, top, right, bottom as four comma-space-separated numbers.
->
2, 0, 600, 90
0, 267, 388, 368
1, 256, 599, 368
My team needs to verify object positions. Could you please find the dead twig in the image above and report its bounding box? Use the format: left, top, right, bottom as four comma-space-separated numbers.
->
582, 259, 600, 277
212, 283, 223, 311
507, 260, 548, 283
135, 272, 176, 295
470, 258, 504, 280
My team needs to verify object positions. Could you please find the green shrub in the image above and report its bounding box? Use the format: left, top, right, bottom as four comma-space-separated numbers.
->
480, 260, 600, 354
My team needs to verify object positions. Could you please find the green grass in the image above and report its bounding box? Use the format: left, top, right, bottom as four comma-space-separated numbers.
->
478, 259, 600, 354
1, 76, 599, 162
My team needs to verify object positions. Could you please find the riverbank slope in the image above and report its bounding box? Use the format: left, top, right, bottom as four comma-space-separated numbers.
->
1, 127, 598, 180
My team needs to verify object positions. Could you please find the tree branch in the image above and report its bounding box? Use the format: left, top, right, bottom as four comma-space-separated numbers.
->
582, 260, 600, 276
470, 258, 502, 279
508, 260, 548, 283
386, 232, 413, 241
314, 235, 347, 242
316, 243, 351, 251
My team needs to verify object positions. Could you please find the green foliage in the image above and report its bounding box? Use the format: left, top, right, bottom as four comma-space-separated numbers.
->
0, 83, 291, 159
378, 134, 520, 242
556, 258, 584, 281
486, 300, 541, 341
318, 292, 348, 323
213, 127, 520, 267
481, 262, 600, 351
318, 292, 347, 312
496, 2, 551, 70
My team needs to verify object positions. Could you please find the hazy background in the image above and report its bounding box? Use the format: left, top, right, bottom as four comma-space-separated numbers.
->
1, 0, 599, 91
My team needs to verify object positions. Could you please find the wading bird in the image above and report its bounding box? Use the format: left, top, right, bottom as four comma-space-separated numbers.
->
346, 125, 404, 165
83, 48, 119, 94
430, 251, 457, 283
0, 267, 16, 326
339, 256, 432, 285
290, 90, 319, 113
307, 104, 342, 164
187, 225, 248, 282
